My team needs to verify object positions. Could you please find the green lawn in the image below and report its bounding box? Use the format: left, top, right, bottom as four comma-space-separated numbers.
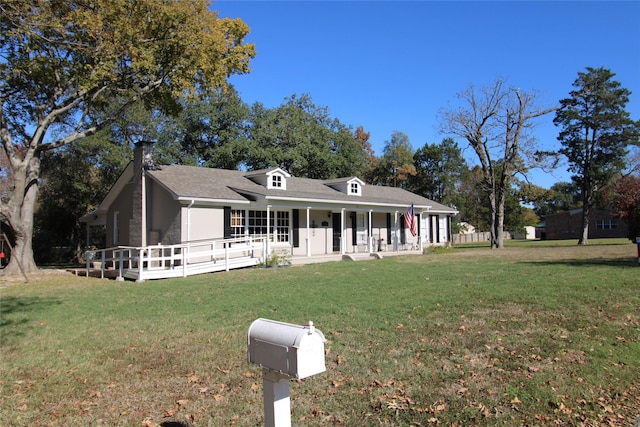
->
1, 239, 639, 426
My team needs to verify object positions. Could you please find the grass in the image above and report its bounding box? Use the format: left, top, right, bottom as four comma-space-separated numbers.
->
1, 239, 639, 426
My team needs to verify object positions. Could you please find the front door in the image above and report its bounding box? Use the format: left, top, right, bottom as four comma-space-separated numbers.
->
332, 213, 341, 252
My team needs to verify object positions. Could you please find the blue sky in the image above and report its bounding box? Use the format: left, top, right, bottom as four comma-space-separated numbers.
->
214, 1, 640, 189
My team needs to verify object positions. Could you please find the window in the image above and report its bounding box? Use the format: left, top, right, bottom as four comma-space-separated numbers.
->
246, 210, 289, 242
350, 182, 360, 195
272, 175, 282, 188
596, 219, 618, 230
275, 211, 290, 243
231, 210, 245, 236
248, 210, 268, 235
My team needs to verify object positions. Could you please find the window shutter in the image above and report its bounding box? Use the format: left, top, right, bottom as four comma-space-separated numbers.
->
223, 207, 232, 239
292, 209, 299, 248
351, 212, 357, 245
386, 213, 391, 242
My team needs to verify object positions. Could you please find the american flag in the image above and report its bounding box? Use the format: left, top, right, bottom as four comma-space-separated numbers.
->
404, 204, 417, 237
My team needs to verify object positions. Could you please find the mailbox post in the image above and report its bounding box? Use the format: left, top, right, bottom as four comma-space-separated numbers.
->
248, 318, 326, 427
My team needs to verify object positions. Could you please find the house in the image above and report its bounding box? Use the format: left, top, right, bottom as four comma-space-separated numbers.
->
80, 142, 458, 280
543, 208, 628, 240
458, 222, 476, 234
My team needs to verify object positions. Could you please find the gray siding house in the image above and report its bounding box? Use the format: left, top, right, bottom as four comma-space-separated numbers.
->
81, 142, 457, 279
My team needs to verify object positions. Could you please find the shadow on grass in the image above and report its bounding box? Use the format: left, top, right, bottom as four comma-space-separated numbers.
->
523, 257, 639, 268
0, 296, 61, 339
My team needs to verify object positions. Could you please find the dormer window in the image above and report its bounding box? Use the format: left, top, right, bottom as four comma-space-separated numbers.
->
245, 167, 290, 189
324, 177, 364, 196
349, 182, 360, 195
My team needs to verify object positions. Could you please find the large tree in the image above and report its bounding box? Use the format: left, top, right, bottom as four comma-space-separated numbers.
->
34, 136, 131, 264
409, 137, 467, 205
149, 87, 251, 169
440, 78, 555, 248
0, 0, 255, 276
245, 94, 367, 179
554, 67, 640, 245
519, 181, 582, 219
374, 131, 416, 188
612, 174, 640, 241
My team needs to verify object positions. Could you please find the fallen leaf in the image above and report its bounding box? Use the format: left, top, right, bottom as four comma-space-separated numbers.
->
142, 418, 160, 427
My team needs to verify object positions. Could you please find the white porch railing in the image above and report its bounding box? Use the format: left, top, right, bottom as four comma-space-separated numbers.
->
86, 236, 268, 281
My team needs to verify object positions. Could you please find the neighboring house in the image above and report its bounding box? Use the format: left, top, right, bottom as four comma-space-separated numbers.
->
512, 226, 536, 240
543, 208, 628, 240
81, 142, 457, 280
459, 222, 476, 234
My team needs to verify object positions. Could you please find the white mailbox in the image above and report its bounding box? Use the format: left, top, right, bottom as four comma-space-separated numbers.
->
248, 318, 326, 379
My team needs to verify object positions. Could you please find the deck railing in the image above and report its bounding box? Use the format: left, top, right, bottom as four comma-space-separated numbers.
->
86, 236, 269, 281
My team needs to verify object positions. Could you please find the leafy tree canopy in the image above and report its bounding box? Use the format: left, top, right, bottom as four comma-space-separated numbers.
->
375, 131, 416, 188
0, 0, 255, 274
244, 94, 367, 179
409, 137, 467, 205
554, 66, 640, 244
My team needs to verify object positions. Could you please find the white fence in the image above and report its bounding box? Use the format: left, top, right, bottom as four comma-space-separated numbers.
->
86, 236, 267, 281
452, 232, 514, 244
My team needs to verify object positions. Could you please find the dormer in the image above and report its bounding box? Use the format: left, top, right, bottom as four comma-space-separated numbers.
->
325, 177, 365, 196
244, 168, 291, 190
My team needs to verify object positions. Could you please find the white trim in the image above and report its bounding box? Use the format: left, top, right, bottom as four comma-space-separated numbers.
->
306, 207, 311, 257
176, 197, 251, 205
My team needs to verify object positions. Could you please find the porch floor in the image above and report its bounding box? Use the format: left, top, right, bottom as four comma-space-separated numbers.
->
290, 249, 423, 266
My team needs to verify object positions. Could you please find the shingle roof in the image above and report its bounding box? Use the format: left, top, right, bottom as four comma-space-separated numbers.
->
146, 164, 456, 213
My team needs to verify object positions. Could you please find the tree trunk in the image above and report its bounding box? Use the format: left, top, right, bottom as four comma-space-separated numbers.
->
578, 186, 592, 245
495, 188, 506, 249
488, 190, 499, 248
1, 155, 40, 277
579, 205, 590, 245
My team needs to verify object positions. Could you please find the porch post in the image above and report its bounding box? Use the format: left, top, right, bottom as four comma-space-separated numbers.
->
306, 207, 311, 257
394, 211, 399, 252
266, 205, 271, 257
418, 212, 424, 252
340, 208, 346, 255
141, 171, 147, 247
244, 208, 249, 237
368, 210, 373, 253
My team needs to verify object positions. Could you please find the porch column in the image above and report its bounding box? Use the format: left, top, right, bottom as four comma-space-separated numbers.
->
394, 211, 399, 252
368, 210, 373, 253
306, 207, 311, 257
141, 171, 147, 246
266, 205, 271, 256
418, 213, 424, 252
340, 208, 346, 255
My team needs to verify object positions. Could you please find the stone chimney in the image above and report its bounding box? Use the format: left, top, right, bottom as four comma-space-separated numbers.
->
130, 141, 155, 247
133, 140, 156, 172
